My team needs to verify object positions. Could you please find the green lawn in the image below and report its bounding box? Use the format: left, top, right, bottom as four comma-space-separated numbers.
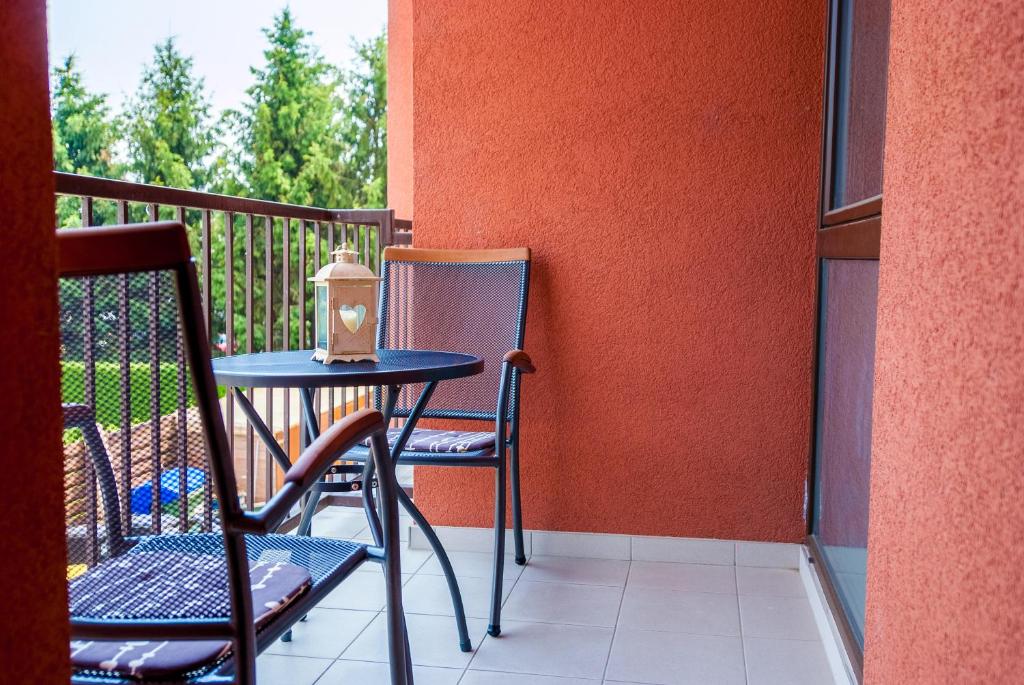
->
61, 360, 200, 429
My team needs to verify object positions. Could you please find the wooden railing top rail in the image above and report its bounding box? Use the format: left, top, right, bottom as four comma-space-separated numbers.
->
54, 172, 403, 232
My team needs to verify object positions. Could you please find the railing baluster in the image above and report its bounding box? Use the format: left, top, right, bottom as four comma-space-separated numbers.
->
314, 221, 324, 431
244, 214, 255, 510
80, 196, 100, 563
224, 211, 235, 506
201, 209, 212, 341
282, 218, 291, 468
148, 270, 162, 534
264, 216, 274, 502
114, 201, 132, 536
297, 219, 307, 449
327, 222, 335, 427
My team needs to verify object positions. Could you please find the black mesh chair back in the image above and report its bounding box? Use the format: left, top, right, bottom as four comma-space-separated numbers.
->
59, 223, 410, 685
377, 247, 531, 421
59, 222, 255, 683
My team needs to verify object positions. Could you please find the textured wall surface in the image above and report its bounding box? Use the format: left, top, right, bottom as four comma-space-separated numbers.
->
387, 0, 413, 219
864, 0, 1024, 681
400, 0, 824, 540
0, 0, 70, 679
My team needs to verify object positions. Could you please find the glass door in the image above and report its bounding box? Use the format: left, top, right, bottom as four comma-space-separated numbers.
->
810, 0, 891, 679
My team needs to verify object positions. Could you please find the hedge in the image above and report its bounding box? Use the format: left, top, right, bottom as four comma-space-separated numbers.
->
61, 361, 200, 429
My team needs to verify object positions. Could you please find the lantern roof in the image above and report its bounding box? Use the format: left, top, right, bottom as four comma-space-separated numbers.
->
309, 244, 380, 282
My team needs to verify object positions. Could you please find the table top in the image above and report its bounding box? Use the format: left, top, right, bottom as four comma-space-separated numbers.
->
211, 349, 484, 388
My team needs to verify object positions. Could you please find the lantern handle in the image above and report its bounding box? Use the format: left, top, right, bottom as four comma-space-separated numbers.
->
332, 243, 358, 264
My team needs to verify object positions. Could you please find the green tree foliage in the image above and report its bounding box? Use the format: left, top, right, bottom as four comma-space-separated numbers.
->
125, 38, 215, 188
223, 8, 350, 207
51, 55, 120, 226
51, 55, 119, 177
51, 14, 388, 354
342, 33, 387, 207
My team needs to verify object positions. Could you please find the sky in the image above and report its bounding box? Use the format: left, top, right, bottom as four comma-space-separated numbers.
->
47, 0, 387, 115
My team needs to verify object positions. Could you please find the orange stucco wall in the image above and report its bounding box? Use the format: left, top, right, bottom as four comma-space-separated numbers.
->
395, 0, 824, 541
386, 0, 414, 220
863, 1, 1024, 681
0, 0, 70, 678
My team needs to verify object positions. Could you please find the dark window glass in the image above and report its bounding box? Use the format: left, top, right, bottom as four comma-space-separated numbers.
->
830, 0, 891, 209
812, 259, 879, 646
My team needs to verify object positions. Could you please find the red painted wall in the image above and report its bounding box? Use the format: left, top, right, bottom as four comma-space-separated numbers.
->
396, 0, 824, 540
0, 0, 70, 679
387, 0, 414, 220
864, 1, 1024, 681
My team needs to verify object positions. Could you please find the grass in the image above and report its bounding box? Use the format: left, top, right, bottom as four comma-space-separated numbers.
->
61, 360, 200, 429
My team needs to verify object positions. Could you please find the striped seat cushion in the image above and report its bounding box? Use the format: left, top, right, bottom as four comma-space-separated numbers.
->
364, 427, 496, 453
69, 550, 311, 680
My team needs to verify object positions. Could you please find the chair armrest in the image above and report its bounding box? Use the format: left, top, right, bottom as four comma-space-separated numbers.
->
236, 409, 385, 534
503, 349, 536, 374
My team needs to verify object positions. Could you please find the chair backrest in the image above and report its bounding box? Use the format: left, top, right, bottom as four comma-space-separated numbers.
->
58, 223, 252, 675
377, 247, 531, 422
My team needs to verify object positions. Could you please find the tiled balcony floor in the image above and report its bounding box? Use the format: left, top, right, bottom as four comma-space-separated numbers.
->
260, 507, 835, 685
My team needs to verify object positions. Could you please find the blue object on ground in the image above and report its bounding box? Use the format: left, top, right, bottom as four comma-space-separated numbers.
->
130, 467, 207, 515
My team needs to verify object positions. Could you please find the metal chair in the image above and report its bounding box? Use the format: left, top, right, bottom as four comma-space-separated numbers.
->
58, 222, 412, 684
336, 246, 535, 638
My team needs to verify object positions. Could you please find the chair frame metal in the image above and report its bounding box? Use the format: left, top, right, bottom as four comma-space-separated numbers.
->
58, 222, 412, 685
374, 246, 535, 638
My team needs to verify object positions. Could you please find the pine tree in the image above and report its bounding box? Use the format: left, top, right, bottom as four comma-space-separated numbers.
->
51, 55, 119, 178
224, 8, 350, 207
125, 38, 214, 188
342, 32, 387, 207
51, 55, 121, 226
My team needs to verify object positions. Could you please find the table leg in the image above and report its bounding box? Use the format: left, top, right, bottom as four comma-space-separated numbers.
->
384, 382, 472, 653
296, 387, 322, 536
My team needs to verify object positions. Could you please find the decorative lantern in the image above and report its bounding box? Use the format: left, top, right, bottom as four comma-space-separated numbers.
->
309, 244, 380, 363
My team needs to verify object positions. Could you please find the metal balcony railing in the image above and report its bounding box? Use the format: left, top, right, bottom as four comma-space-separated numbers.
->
55, 171, 412, 519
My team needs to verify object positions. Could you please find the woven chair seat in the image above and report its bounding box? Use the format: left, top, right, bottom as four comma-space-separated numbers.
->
69, 534, 366, 681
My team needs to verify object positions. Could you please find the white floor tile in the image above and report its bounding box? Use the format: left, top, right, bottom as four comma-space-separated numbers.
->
531, 531, 630, 560
343, 612, 488, 669
618, 586, 740, 636
521, 556, 630, 587
502, 580, 623, 627
739, 595, 820, 640
318, 571, 413, 611
744, 636, 834, 685
736, 542, 801, 569
255, 654, 331, 685
628, 561, 736, 594
418, 550, 525, 581
352, 545, 434, 575
402, 573, 512, 619
461, 671, 597, 684
605, 628, 746, 685
264, 607, 376, 659
631, 536, 735, 566
736, 567, 806, 597
319, 659, 463, 685
470, 620, 614, 680
309, 508, 369, 539
411, 525, 528, 556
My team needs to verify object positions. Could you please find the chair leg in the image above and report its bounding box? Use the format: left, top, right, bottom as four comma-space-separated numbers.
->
385, 559, 411, 684
488, 463, 507, 637
296, 481, 322, 537
509, 437, 527, 566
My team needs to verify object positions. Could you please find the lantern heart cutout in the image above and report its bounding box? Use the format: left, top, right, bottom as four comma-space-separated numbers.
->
339, 304, 367, 334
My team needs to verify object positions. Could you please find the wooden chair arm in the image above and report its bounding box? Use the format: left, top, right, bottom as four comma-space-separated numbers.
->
503, 349, 536, 374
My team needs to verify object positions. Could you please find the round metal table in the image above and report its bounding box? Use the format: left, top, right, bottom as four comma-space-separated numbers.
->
212, 348, 483, 652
